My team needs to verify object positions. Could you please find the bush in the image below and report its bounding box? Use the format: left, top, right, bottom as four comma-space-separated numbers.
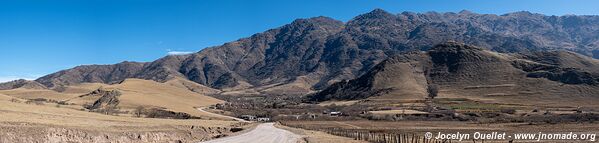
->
576, 107, 583, 113
427, 84, 439, 99
230, 128, 244, 132
30, 98, 48, 102
145, 108, 199, 119
92, 106, 120, 115
25, 100, 44, 105
57, 101, 69, 105
134, 106, 145, 117
501, 108, 516, 114
9, 98, 20, 103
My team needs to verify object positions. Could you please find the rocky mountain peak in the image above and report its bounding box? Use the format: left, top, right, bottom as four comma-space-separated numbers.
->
366, 8, 394, 17
290, 16, 343, 26
502, 11, 537, 17
349, 9, 396, 24
281, 16, 344, 36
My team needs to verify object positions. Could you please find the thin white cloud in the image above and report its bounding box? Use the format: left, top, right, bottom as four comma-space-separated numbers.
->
0, 75, 38, 83
167, 51, 194, 55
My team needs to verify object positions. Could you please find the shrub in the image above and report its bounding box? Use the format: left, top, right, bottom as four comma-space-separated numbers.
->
134, 106, 145, 117
501, 108, 516, 114
57, 101, 69, 105
230, 128, 243, 132
9, 98, 20, 103
25, 100, 44, 105
145, 108, 199, 119
427, 84, 439, 99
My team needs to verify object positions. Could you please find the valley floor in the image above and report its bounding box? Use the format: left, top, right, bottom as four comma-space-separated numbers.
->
0, 94, 363, 143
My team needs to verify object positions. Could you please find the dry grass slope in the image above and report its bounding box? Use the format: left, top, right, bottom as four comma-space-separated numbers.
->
0, 78, 226, 118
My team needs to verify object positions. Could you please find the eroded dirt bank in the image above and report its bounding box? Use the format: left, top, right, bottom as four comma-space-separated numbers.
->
0, 122, 246, 143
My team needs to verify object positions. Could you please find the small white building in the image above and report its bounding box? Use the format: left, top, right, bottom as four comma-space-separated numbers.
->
256, 117, 271, 122
329, 111, 342, 116
240, 115, 256, 121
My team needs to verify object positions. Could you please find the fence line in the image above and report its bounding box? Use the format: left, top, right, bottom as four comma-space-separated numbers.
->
280, 122, 507, 143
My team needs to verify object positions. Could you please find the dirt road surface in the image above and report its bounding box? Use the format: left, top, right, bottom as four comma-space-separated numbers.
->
199, 123, 301, 143
196, 107, 248, 122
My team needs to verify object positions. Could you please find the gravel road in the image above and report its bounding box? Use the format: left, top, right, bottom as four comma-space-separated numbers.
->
196, 107, 248, 122
199, 123, 301, 143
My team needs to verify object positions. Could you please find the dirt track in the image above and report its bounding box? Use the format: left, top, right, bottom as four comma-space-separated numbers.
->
196, 107, 248, 122
199, 123, 301, 143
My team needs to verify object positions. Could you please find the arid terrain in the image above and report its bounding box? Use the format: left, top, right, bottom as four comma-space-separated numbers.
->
0, 93, 244, 143
0, 78, 360, 143
0, 78, 247, 143
0, 78, 226, 118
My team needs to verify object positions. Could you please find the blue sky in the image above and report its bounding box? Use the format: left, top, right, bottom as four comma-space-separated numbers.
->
1, 0, 598, 82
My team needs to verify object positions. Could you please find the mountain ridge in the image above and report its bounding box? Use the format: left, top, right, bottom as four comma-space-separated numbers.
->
4, 9, 599, 95
309, 42, 599, 102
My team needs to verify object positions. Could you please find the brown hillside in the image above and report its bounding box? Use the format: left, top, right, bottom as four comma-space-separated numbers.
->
0, 78, 225, 118
310, 42, 599, 107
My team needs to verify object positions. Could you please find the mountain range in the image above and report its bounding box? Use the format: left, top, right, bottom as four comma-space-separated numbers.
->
3, 9, 599, 96
309, 42, 599, 104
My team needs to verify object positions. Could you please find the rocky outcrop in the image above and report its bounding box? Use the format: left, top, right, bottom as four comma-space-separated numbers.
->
83, 88, 122, 111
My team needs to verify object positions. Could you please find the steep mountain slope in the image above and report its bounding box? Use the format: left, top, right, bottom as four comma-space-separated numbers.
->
309, 42, 599, 103
516, 51, 599, 73
164, 77, 222, 95
34, 17, 345, 92
0, 79, 47, 90
15, 9, 599, 95
309, 52, 430, 101
35, 61, 146, 89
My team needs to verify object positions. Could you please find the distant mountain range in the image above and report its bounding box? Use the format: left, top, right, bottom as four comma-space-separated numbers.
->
4, 9, 599, 95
